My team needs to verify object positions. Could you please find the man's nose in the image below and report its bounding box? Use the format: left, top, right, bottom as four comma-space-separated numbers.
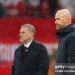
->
55, 20, 57, 24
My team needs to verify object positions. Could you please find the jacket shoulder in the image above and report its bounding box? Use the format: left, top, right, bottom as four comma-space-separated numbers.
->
15, 44, 23, 51
66, 32, 75, 39
64, 32, 75, 44
34, 41, 46, 48
34, 41, 47, 53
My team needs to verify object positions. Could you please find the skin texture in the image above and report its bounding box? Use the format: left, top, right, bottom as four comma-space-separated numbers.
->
19, 24, 35, 44
55, 9, 72, 30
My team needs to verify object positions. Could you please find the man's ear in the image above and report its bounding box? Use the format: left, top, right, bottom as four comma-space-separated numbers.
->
64, 18, 68, 24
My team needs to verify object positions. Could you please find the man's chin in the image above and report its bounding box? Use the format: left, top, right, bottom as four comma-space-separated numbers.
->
56, 27, 60, 30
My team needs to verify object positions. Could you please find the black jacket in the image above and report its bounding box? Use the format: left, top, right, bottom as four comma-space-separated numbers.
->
11, 40, 49, 75
56, 24, 75, 75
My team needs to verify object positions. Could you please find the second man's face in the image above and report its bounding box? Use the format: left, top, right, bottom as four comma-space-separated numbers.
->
19, 27, 32, 43
55, 13, 67, 30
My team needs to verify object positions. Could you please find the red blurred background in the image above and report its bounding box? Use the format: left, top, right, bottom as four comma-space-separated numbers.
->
0, 0, 75, 75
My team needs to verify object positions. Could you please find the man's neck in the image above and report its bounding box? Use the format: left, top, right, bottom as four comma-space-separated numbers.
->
24, 40, 33, 48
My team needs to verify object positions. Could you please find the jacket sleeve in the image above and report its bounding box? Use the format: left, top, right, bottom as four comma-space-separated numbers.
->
11, 50, 17, 75
36, 45, 50, 75
11, 64, 15, 75
67, 36, 75, 63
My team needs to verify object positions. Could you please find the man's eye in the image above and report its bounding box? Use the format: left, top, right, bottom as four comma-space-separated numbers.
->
21, 32, 25, 34
56, 18, 60, 20
20, 31, 25, 34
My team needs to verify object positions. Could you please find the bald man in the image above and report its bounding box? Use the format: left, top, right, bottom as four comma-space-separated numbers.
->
11, 24, 49, 75
55, 9, 75, 74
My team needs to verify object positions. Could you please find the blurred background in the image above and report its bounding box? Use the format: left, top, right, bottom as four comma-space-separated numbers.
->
0, 0, 75, 75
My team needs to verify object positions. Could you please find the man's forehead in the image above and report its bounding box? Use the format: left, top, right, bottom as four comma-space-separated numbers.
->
55, 13, 64, 19
20, 27, 28, 32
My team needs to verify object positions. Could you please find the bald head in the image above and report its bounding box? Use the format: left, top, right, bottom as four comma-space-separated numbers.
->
56, 9, 72, 20
55, 9, 72, 30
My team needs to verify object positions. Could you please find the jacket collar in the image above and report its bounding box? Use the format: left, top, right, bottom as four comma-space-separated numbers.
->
24, 40, 33, 48
56, 24, 75, 38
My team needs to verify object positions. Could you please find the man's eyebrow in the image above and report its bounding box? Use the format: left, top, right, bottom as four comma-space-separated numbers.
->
20, 30, 25, 32
55, 18, 60, 20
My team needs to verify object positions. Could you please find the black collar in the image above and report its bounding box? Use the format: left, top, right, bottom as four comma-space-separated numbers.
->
56, 24, 75, 38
